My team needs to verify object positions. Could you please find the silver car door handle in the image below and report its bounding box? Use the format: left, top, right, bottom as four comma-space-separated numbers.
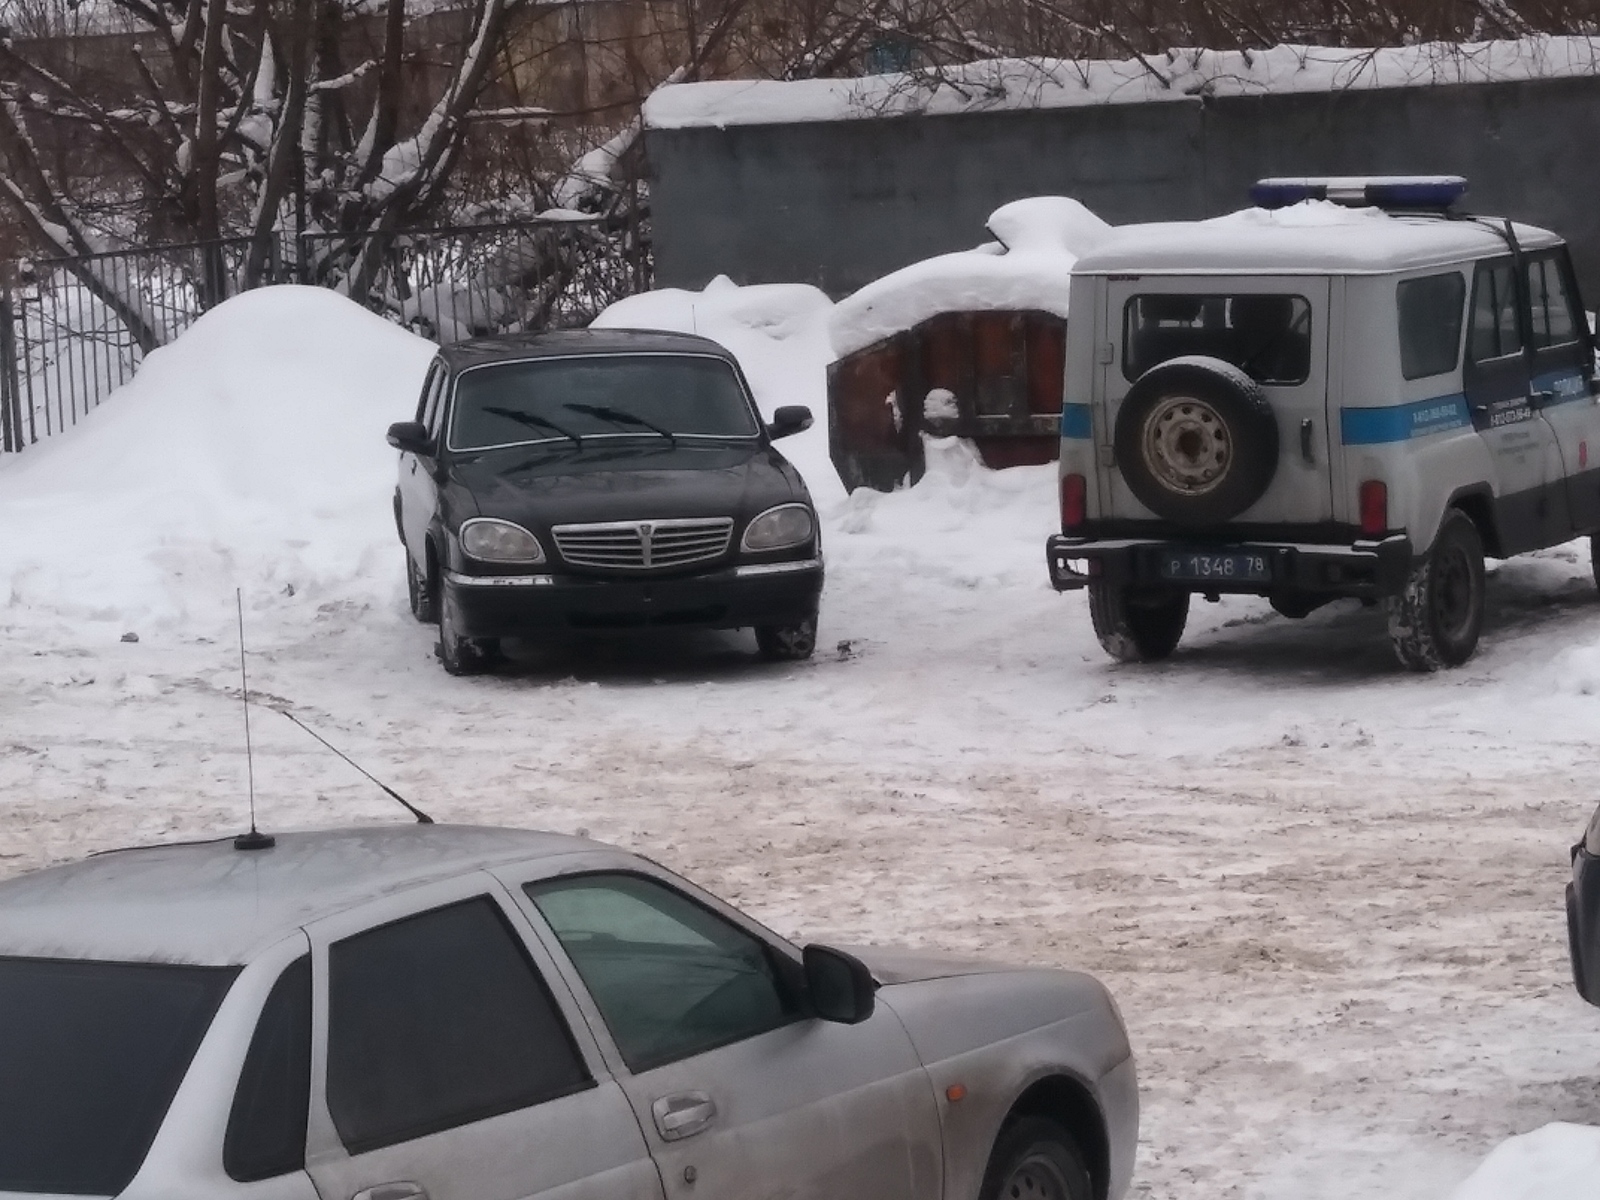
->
352, 1184, 428, 1200
652, 1091, 717, 1141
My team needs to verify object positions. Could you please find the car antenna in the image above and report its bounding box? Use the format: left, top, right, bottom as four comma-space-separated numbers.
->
233, 590, 275, 851
274, 707, 435, 824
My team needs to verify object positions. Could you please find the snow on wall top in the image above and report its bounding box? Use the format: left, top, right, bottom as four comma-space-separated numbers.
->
643, 37, 1600, 130
827, 197, 1111, 359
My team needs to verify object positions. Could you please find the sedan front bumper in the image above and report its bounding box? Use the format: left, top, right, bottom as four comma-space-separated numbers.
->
443, 558, 823, 638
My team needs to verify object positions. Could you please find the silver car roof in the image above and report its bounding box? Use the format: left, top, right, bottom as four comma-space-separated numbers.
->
0, 824, 600, 966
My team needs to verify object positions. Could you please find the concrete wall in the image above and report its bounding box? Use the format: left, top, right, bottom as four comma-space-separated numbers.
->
645, 74, 1600, 300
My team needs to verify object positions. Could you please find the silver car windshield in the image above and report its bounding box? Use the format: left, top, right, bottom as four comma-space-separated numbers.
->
449, 355, 760, 451
0, 956, 238, 1195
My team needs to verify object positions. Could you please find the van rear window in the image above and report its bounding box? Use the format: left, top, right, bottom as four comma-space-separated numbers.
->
0, 956, 238, 1195
1398, 273, 1466, 380
1123, 294, 1311, 385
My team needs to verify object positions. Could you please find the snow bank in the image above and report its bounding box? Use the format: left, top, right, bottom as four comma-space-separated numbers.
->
827, 196, 1110, 358
0, 285, 435, 630
1449, 1124, 1600, 1200
644, 37, 1600, 129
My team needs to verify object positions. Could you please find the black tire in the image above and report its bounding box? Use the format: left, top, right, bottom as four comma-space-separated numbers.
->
406, 553, 436, 624
436, 583, 499, 676
1591, 533, 1599, 594
978, 1117, 1092, 1200
755, 612, 818, 662
1268, 591, 1328, 620
1113, 356, 1278, 526
1088, 582, 1189, 662
1386, 508, 1485, 671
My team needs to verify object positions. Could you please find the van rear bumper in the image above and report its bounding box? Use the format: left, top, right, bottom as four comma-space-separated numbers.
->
1045, 533, 1413, 599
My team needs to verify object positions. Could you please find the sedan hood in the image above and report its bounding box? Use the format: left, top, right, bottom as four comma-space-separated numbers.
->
450, 439, 805, 527
838, 945, 1012, 986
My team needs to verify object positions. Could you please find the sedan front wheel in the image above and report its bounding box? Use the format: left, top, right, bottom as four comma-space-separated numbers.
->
978, 1117, 1092, 1200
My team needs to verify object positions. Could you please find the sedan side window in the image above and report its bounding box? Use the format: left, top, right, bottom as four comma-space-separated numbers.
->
326, 897, 592, 1154
415, 363, 441, 425
422, 367, 450, 442
526, 874, 799, 1073
225, 956, 311, 1182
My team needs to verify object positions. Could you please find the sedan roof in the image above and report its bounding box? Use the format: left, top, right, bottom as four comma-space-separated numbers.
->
0, 825, 601, 966
438, 328, 739, 371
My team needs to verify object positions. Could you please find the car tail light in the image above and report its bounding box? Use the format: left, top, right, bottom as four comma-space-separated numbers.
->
1061, 474, 1087, 532
1359, 480, 1388, 537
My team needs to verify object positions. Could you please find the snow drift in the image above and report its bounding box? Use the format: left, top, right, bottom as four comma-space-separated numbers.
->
1450, 1124, 1600, 1200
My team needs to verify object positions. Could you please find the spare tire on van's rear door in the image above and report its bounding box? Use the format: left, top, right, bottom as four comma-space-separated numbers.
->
1113, 355, 1279, 526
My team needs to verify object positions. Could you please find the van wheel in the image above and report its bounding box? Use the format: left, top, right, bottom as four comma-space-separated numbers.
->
1386, 508, 1485, 671
406, 553, 436, 624
437, 585, 499, 676
1088, 582, 1189, 662
978, 1117, 1092, 1200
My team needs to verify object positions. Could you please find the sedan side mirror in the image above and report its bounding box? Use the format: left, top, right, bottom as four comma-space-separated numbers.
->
768, 406, 814, 441
387, 420, 432, 455
803, 944, 875, 1024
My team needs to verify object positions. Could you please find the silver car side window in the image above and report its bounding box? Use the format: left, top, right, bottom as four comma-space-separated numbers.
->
224, 955, 311, 1182
526, 873, 801, 1074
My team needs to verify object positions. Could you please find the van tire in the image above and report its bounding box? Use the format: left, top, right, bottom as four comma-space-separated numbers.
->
1114, 357, 1278, 526
1386, 508, 1485, 671
1089, 582, 1189, 662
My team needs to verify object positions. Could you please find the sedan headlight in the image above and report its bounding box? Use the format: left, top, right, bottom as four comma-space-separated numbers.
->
741, 504, 815, 552
460, 518, 545, 563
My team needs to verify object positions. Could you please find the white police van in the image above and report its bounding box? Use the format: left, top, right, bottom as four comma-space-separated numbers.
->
1046, 177, 1600, 670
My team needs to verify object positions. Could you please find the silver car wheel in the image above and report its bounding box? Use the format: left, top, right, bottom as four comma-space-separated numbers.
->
999, 1151, 1073, 1200
1139, 393, 1231, 495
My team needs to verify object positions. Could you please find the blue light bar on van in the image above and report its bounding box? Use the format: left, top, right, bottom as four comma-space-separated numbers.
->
1250, 176, 1468, 211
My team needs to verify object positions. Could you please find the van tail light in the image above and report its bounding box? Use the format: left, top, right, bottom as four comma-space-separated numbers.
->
1359, 480, 1388, 537
1061, 474, 1087, 532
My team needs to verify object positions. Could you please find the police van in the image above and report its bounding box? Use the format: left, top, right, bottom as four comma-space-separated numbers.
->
1046, 177, 1600, 670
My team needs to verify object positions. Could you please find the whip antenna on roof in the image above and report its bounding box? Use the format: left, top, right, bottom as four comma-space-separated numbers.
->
275, 708, 434, 825
233, 590, 275, 851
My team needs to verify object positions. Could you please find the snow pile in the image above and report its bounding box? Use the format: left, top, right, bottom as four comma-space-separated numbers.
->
827, 197, 1111, 359
1449, 1124, 1600, 1199
644, 37, 1600, 129
0, 285, 435, 629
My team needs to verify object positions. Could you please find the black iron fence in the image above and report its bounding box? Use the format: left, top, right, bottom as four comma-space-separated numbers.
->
0, 215, 649, 453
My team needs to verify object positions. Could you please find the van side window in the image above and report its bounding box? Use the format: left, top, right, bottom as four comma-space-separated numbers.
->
1468, 261, 1523, 362
1526, 254, 1581, 349
1397, 273, 1466, 380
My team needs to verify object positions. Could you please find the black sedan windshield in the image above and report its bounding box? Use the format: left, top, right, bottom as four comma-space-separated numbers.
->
0, 957, 238, 1195
450, 355, 759, 451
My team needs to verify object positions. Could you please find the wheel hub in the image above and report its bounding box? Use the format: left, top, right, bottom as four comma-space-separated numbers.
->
1000, 1152, 1072, 1200
1140, 394, 1231, 495
1432, 544, 1476, 637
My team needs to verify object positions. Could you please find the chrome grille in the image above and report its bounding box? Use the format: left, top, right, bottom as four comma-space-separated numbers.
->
552, 518, 734, 571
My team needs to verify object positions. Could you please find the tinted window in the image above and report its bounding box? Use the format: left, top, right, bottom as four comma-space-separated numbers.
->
421, 366, 448, 440
0, 957, 238, 1195
527, 874, 798, 1073
1123, 293, 1312, 385
1397, 273, 1466, 380
327, 897, 590, 1154
1469, 260, 1524, 362
415, 363, 441, 424
225, 956, 311, 1182
1526, 255, 1581, 349
449, 356, 759, 451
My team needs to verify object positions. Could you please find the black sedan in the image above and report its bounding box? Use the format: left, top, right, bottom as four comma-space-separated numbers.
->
387, 329, 823, 674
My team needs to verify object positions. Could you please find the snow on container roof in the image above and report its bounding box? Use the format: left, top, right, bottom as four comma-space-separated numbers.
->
643, 36, 1600, 130
1070, 201, 1561, 276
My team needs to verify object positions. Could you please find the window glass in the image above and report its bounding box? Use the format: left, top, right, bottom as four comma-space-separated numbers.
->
1526, 255, 1580, 349
450, 355, 760, 451
1123, 293, 1312, 385
527, 874, 798, 1073
327, 897, 590, 1154
0, 957, 238, 1195
415, 363, 441, 425
1397, 273, 1466, 380
225, 956, 311, 1182
1468, 260, 1524, 362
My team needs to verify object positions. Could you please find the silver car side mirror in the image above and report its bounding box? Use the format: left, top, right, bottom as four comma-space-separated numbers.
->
803, 944, 875, 1024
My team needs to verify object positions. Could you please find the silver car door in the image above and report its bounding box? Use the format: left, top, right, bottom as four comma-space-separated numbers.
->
505, 860, 942, 1200
302, 872, 665, 1200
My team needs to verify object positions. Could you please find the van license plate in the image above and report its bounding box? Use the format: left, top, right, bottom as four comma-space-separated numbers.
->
1159, 551, 1271, 583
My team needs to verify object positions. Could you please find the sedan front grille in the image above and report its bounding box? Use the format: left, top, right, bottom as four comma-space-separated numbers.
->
552, 518, 735, 571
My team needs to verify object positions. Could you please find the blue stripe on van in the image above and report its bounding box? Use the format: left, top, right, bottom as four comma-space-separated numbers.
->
1061, 404, 1093, 439
1532, 369, 1590, 407
1340, 395, 1470, 445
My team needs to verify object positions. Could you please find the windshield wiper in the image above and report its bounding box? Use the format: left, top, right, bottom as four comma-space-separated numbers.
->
564, 402, 677, 445
482, 405, 583, 448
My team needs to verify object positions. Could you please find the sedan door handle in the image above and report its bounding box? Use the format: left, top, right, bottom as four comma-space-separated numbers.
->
352, 1184, 428, 1200
652, 1091, 717, 1141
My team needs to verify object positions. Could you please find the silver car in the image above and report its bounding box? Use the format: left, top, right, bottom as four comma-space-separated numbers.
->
0, 825, 1137, 1200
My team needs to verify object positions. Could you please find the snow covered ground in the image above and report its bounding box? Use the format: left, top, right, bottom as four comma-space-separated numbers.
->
5, 281, 1600, 1197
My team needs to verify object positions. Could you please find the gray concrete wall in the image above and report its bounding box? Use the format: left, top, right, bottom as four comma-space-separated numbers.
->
645, 74, 1600, 300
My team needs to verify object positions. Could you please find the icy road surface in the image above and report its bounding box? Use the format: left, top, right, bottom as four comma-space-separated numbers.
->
5, 282, 1600, 1198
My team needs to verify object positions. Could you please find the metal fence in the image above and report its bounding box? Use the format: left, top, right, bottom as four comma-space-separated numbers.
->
0, 215, 649, 454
